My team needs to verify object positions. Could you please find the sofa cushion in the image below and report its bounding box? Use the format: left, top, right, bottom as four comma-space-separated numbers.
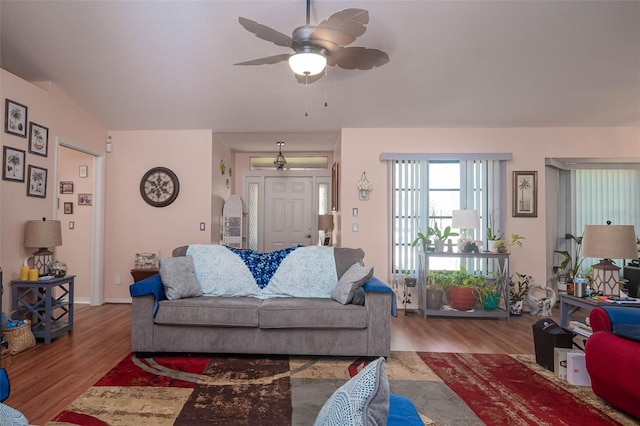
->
154, 296, 262, 327
314, 357, 389, 426
351, 287, 366, 306
331, 263, 374, 305
266, 246, 338, 298
259, 298, 367, 329
334, 247, 365, 279
158, 255, 203, 300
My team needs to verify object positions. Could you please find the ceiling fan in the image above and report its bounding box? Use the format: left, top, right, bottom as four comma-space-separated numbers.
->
234, 0, 389, 84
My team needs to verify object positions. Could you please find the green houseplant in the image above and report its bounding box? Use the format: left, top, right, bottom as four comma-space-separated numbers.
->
426, 270, 448, 310
429, 223, 459, 252
509, 272, 532, 315
552, 233, 584, 277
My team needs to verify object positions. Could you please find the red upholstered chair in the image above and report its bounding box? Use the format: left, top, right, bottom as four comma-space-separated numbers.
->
585, 306, 640, 419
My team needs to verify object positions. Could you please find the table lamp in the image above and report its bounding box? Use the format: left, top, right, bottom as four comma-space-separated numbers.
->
581, 223, 637, 296
24, 218, 62, 276
318, 214, 334, 245
452, 209, 478, 252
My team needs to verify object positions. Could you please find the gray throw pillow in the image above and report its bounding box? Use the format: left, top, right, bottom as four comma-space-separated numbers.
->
314, 357, 389, 426
159, 255, 202, 300
331, 262, 374, 305
351, 287, 366, 306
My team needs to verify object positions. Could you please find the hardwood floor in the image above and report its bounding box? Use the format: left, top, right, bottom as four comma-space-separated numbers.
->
3, 303, 562, 425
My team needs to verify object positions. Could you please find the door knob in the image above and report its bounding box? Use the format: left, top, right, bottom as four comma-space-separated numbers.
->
305, 235, 311, 238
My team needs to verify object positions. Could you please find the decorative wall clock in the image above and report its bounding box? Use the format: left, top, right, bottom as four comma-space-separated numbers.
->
140, 167, 180, 207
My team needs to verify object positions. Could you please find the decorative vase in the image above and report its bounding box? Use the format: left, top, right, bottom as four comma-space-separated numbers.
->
483, 292, 500, 310
488, 240, 501, 253
426, 289, 444, 310
510, 299, 524, 316
447, 287, 477, 311
434, 240, 445, 253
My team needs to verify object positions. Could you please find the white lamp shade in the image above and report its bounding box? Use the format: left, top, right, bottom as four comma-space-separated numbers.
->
288, 52, 327, 76
582, 224, 637, 259
24, 219, 62, 248
452, 210, 478, 229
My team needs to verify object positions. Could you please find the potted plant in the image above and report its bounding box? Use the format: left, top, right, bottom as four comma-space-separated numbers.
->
477, 277, 501, 310
426, 270, 447, 310
494, 233, 525, 254
486, 211, 504, 252
509, 272, 532, 316
445, 267, 480, 311
411, 231, 432, 252
429, 223, 459, 252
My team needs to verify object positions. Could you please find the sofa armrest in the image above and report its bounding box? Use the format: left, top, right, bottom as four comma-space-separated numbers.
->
590, 306, 640, 333
364, 283, 392, 357
131, 294, 156, 352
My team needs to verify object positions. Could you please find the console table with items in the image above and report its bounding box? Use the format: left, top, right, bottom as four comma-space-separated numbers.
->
418, 251, 510, 319
11, 275, 74, 344
560, 293, 640, 328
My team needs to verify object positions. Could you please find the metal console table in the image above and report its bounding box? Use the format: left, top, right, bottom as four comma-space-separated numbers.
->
11, 275, 75, 344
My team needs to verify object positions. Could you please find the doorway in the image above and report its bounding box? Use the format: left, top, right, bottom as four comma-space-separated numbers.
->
55, 138, 105, 305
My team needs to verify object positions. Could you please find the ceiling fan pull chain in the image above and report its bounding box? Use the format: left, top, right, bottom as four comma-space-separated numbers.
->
305, 75, 309, 117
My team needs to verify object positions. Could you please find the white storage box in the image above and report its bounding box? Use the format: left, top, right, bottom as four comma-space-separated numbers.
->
566, 352, 591, 386
554, 348, 582, 380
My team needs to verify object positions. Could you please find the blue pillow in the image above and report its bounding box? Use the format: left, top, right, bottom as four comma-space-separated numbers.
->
314, 357, 389, 426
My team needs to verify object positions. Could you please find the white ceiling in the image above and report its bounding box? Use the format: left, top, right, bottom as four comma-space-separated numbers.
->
1, 1, 639, 152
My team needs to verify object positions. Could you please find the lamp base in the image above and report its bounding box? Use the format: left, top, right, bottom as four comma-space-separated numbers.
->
591, 259, 621, 296
32, 248, 54, 276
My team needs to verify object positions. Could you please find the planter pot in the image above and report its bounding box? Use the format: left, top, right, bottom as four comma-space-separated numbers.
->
434, 240, 445, 253
488, 240, 501, 253
426, 289, 444, 310
447, 286, 477, 311
510, 299, 524, 316
483, 292, 500, 310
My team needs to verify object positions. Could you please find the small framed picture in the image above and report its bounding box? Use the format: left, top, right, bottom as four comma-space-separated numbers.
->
28, 122, 49, 157
27, 165, 48, 198
513, 171, 538, 217
4, 99, 28, 138
2, 146, 26, 182
64, 202, 73, 214
78, 193, 93, 206
79, 165, 88, 178
60, 181, 74, 194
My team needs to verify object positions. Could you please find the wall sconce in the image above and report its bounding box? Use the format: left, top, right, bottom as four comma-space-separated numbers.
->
581, 223, 638, 296
24, 217, 63, 275
357, 172, 373, 200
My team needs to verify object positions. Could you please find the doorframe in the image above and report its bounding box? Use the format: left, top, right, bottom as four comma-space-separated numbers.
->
54, 137, 105, 306
244, 171, 331, 251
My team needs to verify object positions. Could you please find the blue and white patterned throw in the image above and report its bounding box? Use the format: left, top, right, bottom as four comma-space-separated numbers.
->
225, 245, 299, 289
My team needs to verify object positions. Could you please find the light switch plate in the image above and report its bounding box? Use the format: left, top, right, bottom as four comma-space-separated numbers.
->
200, 222, 206, 231
352, 208, 358, 217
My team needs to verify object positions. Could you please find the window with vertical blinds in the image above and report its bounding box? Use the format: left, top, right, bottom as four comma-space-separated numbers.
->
389, 156, 508, 277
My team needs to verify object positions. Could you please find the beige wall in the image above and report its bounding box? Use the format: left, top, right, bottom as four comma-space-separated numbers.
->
338, 127, 640, 288
103, 129, 228, 301
0, 70, 106, 312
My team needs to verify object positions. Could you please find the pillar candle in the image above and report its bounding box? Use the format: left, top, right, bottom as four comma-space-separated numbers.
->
28, 268, 39, 281
20, 266, 29, 281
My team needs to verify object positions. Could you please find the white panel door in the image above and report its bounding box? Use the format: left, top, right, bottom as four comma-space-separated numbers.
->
264, 177, 313, 251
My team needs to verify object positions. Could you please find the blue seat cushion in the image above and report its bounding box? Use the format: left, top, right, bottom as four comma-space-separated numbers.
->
388, 394, 424, 426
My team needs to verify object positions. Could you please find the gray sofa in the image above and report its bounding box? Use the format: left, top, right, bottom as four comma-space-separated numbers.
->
130, 246, 393, 357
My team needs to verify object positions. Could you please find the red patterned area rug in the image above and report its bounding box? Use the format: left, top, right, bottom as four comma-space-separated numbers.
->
420, 352, 637, 426
46, 352, 636, 426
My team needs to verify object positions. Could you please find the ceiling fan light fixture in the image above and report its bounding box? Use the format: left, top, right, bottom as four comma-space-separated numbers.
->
288, 52, 327, 76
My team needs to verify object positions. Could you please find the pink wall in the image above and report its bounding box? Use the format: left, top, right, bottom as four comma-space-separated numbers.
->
1, 70, 106, 312
103, 130, 228, 301
56, 147, 94, 301
338, 127, 640, 288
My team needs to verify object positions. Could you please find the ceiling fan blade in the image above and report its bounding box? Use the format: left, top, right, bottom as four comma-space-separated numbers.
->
295, 72, 325, 85
238, 17, 293, 48
235, 54, 292, 66
312, 9, 368, 47
328, 47, 389, 70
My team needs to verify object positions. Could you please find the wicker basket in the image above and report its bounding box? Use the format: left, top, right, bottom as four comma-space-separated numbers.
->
2, 311, 36, 355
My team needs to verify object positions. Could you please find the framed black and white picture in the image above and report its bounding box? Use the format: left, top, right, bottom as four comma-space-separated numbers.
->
513, 171, 538, 217
2, 146, 26, 182
27, 165, 48, 198
4, 99, 28, 138
28, 122, 49, 157
79, 165, 88, 178
78, 193, 93, 206
64, 202, 73, 214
